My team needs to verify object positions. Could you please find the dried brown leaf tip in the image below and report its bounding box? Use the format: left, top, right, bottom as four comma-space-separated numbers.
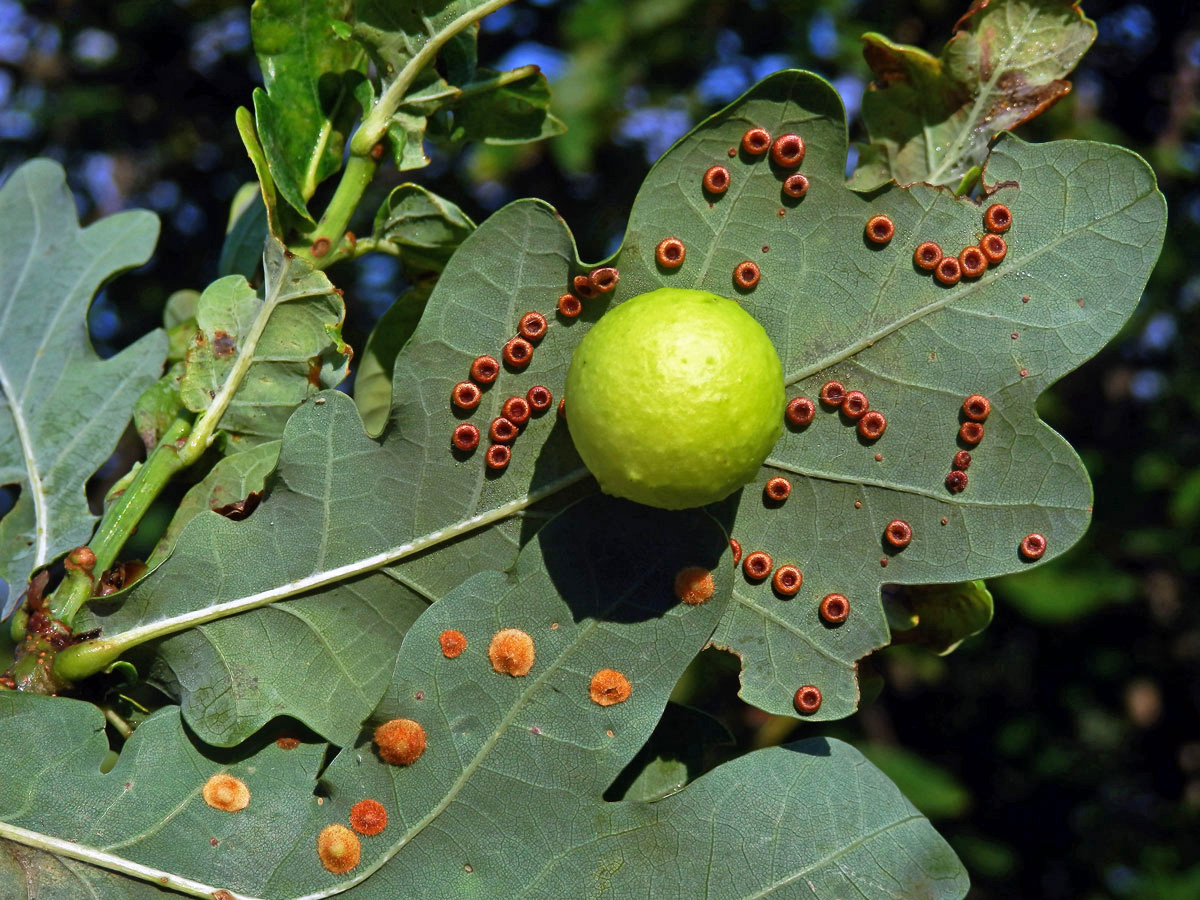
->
764, 476, 792, 502
959, 246, 987, 278
785, 396, 815, 426
772, 564, 803, 597
741, 127, 770, 155
914, 241, 943, 271
489, 628, 536, 676
350, 799, 388, 836
485, 443, 511, 471
452, 424, 480, 452
470, 355, 499, 385
452, 381, 481, 411
733, 260, 760, 290
984, 203, 1012, 233
674, 566, 715, 605
884, 519, 913, 549
374, 718, 426, 765
819, 593, 849, 625
702, 165, 730, 194
317, 824, 361, 874
1020, 532, 1047, 561
557, 293, 582, 317
841, 390, 869, 420
518, 311, 548, 341
770, 133, 805, 168
439, 629, 467, 659
782, 173, 809, 199
935, 255, 962, 286
858, 410, 887, 440
589, 669, 632, 706
865, 214, 894, 245
793, 684, 822, 715
819, 381, 846, 407
202, 774, 249, 812
980, 233, 1007, 265
742, 551, 772, 581
655, 237, 685, 268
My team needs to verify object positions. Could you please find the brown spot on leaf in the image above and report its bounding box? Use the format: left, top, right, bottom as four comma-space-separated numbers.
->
212, 331, 236, 357
307, 356, 323, 389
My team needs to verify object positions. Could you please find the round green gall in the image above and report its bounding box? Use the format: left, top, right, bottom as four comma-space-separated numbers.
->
565, 287, 784, 509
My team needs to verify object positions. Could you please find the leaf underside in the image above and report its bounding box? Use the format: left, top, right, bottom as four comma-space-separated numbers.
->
75, 69, 1164, 742
2, 498, 967, 899
0, 160, 167, 609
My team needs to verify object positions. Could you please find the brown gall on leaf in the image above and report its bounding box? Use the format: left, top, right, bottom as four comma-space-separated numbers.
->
213, 890, 235, 900
489, 417, 518, 444
673, 566, 715, 605
211, 330, 236, 357
202, 774, 250, 812
503, 336, 533, 368
742, 551, 772, 582
486, 443, 511, 471
1021, 532, 1047, 561
914, 241, 943, 271
741, 127, 770, 155
819, 381, 846, 407
573, 275, 599, 299
310, 237, 331, 259
958, 421, 984, 445
729, 539, 742, 566
374, 718, 426, 765
557, 293, 582, 317
984, 203, 1012, 234
589, 669, 632, 706
980, 233, 1007, 265
764, 476, 792, 502
452, 381, 482, 411
935, 255, 962, 286
213, 491, 262, 521
350, 799, 388, 836
501, 396, 531, 426
962, 394, 991, 421
439, 629, 467, 658
959, 246, 987, 278
770, 133, 805, 168
317, 824, 361, 874
470, 355, 500, 385
946, 470, 968, 493
782, 173, 809, 199
820, 593, 850, 625
590, 267, 619, 293
63, 546, 96, 573
841, 390, 869, 420
526, 385, 553, 413
733, 260, 760, 290
306, 356, 324, 389
518, 311, 548, 341
858, 410, 887, 440
655, 237, 685, 268
786, 396, 815, 426
452, 424, 480, 453
884, 519, 913, 549
702, 165, 730, 195
865, 214, 895, 244
275, 736, 300, 750
488, 628, 535, 676
772, 564, 803, 597
793, 685, 822, 715
953, 450, 972, 470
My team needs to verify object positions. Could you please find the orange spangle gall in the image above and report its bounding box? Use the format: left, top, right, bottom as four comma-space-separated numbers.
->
858, 410, 887, 440
452, 423, 480, 452
489, 417, 518, 443
959, 246, 987, 278
349, 799, 388, 836
702, 165, 730, 194
962, 394, 991, 421
470, 355, 499, 385
486, 443, 511, 470
439, 630, 467, 658
984, 203, 1012, 233
573, 274, 599, 299
317, 824, 361, 874
793, 685, 822, 714
202, 774, 250, 812
503, 336, 533, 368
501, 396, 531, 426
590, 267, 620, 293
945, 470, 968, 493
741, 127, 770, 155
770, 133, 805, 168
958, 421, 984, 445
819, 380, 846, 407
819, 593, 849, 624
786, 396, 815, 426
953, 450, 972, 470
557, 293, 582, 318
980, 233, 1007, 265
655, 237, 685, 268
526, 385, 553, 413
884, 519, 913, 549
452, 381, 481, 411
1020, 532, 1047, 560
673, 566, 715, 605
935, 256, 962, 286
865, 214, 894, 244
733, 260, 760, 289
841, 390, 869, 420
742, 551, 772, 581
782, 173, 809, 199
772, 564, 802, 597
914, 241, 942, 271
518, 311, 548, 341
764, 476, 792, 502
374, 718, 426, 766
589, 669, 632, 706
729, 539, 743, 565
489, 628, 536, 676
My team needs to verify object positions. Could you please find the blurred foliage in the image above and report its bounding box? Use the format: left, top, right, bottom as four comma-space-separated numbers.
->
1, 0, 1198, 897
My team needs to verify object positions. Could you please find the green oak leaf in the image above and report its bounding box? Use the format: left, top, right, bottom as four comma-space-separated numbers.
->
217, 183, 269, 280
608, 702, 734, 802
4, 498, 966, 899
453, 67, 566, 145
179, 236, 351, 452
850, 0, 1096, 191
887, 580, 995, 655
353, 286, 429, 437
1, 840, 177, 900
61, 70, 1163, 740
250, 0, 368, 222
0, 160, 167, 609
131, 363, 185, 452
371, 183, 477, 276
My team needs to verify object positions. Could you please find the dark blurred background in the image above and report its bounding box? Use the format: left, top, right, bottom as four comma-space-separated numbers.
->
2, 0, 1198, 897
